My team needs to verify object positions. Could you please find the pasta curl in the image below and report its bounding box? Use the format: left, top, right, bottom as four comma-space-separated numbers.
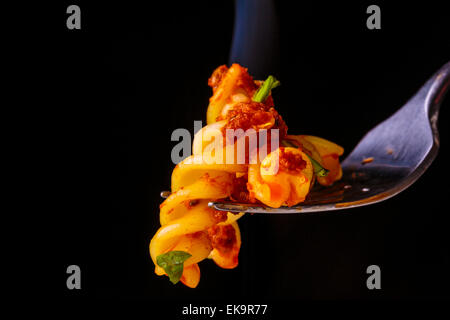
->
150, 154, 246, 287
149, 64, 344, 288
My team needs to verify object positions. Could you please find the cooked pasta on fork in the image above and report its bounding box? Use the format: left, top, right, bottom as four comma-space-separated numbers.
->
150, 64, 344, 287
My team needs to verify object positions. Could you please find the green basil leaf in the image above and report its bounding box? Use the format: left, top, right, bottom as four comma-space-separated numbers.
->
306, 154, 329, 177
156, 251, 192, 284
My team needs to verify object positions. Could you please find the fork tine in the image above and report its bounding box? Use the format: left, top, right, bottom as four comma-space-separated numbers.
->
160, 191, 171, 199
208, 201, 302, 214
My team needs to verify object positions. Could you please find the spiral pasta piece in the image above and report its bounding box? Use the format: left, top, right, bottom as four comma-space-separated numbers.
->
149, 63, 344, 288
150, 154, 246, 287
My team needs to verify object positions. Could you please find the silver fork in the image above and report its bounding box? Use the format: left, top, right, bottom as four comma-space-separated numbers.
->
161, 61, 450, 214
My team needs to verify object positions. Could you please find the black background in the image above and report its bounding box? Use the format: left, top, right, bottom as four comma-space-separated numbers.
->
39, 0, 450, 310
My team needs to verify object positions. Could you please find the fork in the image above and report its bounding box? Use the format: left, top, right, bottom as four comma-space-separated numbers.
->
161, 61, 450, 213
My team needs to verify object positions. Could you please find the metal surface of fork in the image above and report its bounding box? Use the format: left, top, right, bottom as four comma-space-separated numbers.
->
206, 61, 450, 213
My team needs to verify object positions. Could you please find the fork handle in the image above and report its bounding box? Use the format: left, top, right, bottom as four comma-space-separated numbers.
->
419, 61, 450, 118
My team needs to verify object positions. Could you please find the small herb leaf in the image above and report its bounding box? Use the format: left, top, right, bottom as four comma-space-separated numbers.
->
252, 75, 280, 103
156, 251, 192, 284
